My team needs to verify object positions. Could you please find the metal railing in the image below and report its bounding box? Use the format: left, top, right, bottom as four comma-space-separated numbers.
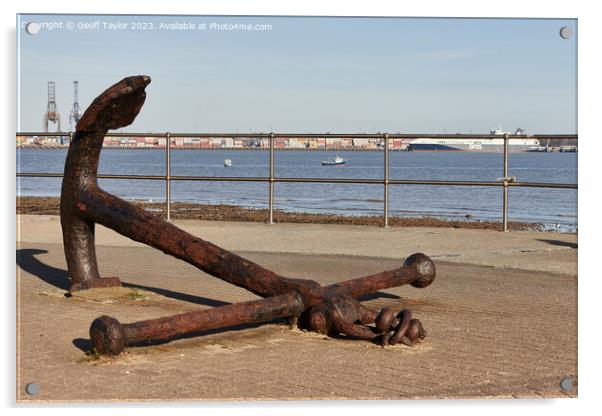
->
16, 132, 578, 231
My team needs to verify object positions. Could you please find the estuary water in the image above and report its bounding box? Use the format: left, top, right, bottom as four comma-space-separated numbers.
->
16, 149, 577, 230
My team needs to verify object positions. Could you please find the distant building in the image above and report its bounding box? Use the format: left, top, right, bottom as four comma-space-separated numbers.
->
353, 138, 370, 148
42, 136, 61, 146
275, 138, 288, 148
288, 138, 307, 149
391, 138, 409, 150
222, 137, 234, 148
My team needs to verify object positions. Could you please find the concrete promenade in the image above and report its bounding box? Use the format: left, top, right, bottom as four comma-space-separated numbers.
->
16, 215, 577, 401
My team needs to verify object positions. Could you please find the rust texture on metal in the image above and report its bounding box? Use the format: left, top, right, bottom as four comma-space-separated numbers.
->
60, 76, 437, 355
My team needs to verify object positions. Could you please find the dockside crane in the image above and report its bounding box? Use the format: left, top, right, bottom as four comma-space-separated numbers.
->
43, 81, 61, 132
69, 81, 82, 131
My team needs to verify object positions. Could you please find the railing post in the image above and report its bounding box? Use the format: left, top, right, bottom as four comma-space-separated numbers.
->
502, 133, 509, 232
383, 133, 390, 228
268, 132, 275, 224
165, 132, 171, 221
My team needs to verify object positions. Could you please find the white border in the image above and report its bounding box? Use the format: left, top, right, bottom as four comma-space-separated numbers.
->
3, 1, 600, 415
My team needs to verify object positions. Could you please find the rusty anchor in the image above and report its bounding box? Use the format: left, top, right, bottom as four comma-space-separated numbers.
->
60, 76, 437, 355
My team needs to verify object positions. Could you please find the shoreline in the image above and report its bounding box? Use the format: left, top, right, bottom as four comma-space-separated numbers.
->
17, 196, 548, 232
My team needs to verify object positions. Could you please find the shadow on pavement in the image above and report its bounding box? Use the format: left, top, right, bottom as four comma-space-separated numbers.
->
16, 248, 230, 307
126, 283, 230, 308
16, 248, 70, 291
358, 291, 400, 302
536, 239, 578, 249
72, 338, 91, 352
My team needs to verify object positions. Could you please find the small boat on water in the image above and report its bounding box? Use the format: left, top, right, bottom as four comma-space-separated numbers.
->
224, 159, 232, 167
321, 155, 346, 166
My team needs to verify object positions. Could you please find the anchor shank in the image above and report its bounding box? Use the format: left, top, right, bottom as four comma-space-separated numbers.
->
80, 187, 319, 299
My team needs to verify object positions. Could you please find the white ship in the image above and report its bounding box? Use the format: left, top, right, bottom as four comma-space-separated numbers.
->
321, 155, 346, 166
407, 127, 540, 152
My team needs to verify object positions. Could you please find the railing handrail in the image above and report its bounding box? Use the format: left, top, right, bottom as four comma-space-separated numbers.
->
15, 132, 578, 231
15, 172, 577, 188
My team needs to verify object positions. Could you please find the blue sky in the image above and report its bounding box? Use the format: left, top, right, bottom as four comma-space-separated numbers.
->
17, 15, 577, 134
